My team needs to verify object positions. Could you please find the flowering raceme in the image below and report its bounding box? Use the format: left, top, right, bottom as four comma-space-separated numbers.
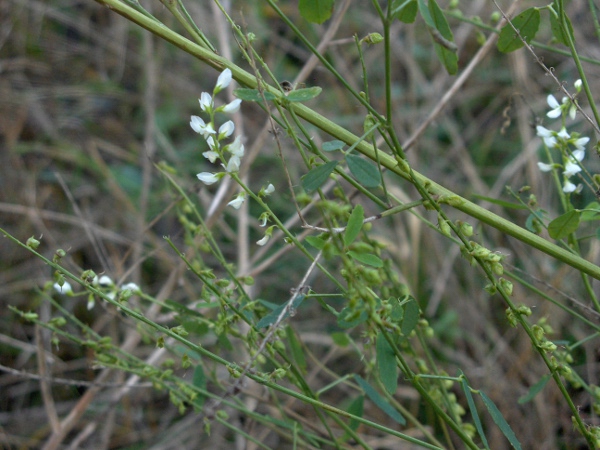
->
536, 80, 589, 194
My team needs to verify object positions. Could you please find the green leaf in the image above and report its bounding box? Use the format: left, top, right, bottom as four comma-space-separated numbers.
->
233, 88, 276, 101
548, 210, 580, 239
346, 154, 381, 187
581, 202, 600, 221
549, 2, 575, 46
305, 235, 327, 250
418, 0, 434, 27
480, 391, 522, 450
344, 205, 364, 247
347, 251, 383, 267
331, 331, 351, 347
286, 86, 322, 102
401, 297, 420, 336
298, 0, 335, 24
257, 295, 305, 328
460, 374, 490, 450
428, 0, 458, 74
392, 0, 418, 23
525, 210, 545, 234
301, 161, 338, 192
518, 374, 551, 404
286, 325, 307, 372
323, 140, 345, 152
346, 396, 364, 431
192, 364, 207, 408
354, 375, 406, 425
376, 332, 398, 395
497, 7, 540, 53
472, 194, 528, 210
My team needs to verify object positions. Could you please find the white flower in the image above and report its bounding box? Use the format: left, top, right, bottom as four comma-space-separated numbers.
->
87, 297, 95, 310
226, 135, 244, 157
54, 281, 73, 295
264, 183, 275, 195
225, 155, 240, 173
569, 103, 577, 120
537, 162, 553, 172
257, 234, 270, 246
218, 120, 235, 139
200, 92, 213, 112
221, 98, 242, 114
573, 137, 589, 152
197, 172, 222, 185
215, 68, 232, 93
258, 213, 269, 227
98, 275, 114, 287
557, 127, 570, 140
121, 282, 140, 292
546, 94, 562, 118
536, 125, 557, 148
228, 192, 246, 209
563, 160, 581, 177
563, 180, 577, 193
191, 116, 216, 138
574, 79, 582, 92
203, 150, 219, 163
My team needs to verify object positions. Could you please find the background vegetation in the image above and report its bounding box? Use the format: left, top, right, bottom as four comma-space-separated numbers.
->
1, 0, 600, 448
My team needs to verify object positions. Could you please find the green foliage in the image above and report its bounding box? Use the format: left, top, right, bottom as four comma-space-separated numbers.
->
497, 8, 540, 53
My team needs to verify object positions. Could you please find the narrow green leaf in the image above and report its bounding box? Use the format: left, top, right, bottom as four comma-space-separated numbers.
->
428, 0, 458, 74
233, 88, 276, 101
497, 7, 540, 53
376, 332, 398, 395
344, 205, 364, 247
286, 325, 307, 372
346, 154, 381, 187
323, 140, 345, 152
347, 251, 383, 267
518, 374, 551, 404
298, 0, 335, 24
392, 0, 418, 23
286, 86, 322, 102
346, 395, 364, 431
192, 364, 207, 408
548, 210, 580, 239
331, 331, 351, 347
460, 374, 490, 450
257, 295, 305, 328
305, 235, 327, 250
301, 160, 338, 192
401, 297, 420, 336
480, 391, 522, 450
472, 194, 528, 210
354, 375, 406, 425
549, 2, 575, 46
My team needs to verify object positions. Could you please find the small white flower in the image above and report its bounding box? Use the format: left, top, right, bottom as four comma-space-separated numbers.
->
557, 127, 570, 140
200, 92, 213, 112
537, 162, 553, 172
98, 275, 114, 287
563, 180, 577, 193
536, 125, 557, 148
569, 103, 577, 120
215, 68, 232, 93
258, 213, 269, 227
218, 120, 235, 139
573, 137, 589, 152
563, 160, 581, 177
221, 98, 242, 114
225, 155, 240, 173
228, 192, 246, 209
572, 149, 585, 162
197, 172, 222, 185
574, 79, 582, 92
202, 150, 219, 163
121, 282, 140, 292
226, 135, 244, 157
546, 94, 562, 118
264, 183, 275, 195
87, 297, 95, 310
191, 116, 216, 138
54, 281, 73, 295
257, 234, 270, 246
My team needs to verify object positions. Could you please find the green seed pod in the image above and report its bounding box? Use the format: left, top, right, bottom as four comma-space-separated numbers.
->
459, 221, 473, 237
26, 236, 40, 249
438, 215, 452, 237
491, 262, 504, 275
499, 278, 513, 296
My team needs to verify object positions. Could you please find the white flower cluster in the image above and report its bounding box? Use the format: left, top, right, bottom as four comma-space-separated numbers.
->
190, 68, 276, 245
191, 68, 248, 209
53, 275, 140, 310
536, 80, 589, 193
